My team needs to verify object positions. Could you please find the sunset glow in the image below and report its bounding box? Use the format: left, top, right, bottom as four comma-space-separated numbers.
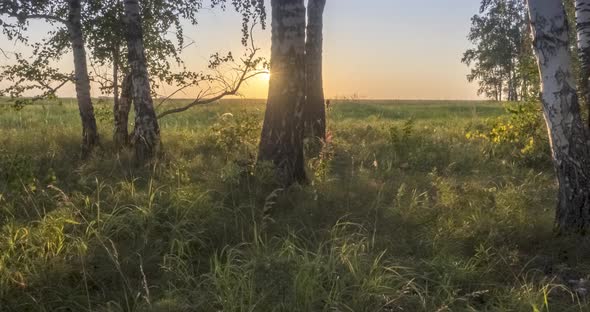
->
0, 0, 482, 100
259, 71, 270, 82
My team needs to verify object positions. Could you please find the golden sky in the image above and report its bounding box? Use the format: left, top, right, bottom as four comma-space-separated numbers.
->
0, 0, 483, 100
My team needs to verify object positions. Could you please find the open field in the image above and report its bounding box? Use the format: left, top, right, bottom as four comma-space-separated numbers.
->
0, 99, 589, 311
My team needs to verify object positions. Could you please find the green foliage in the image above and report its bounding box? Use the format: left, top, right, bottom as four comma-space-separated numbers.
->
0, 1, 73, 103
0, 152, 37, 193
94, 99, 115, 124
0, 0, 267, 106
387, 118, 415, 161
206, 112, 260, 159
463, 0, 539, 101
308, 131, 335, 183
0, 99, 588, 311
465, 101, 550, 165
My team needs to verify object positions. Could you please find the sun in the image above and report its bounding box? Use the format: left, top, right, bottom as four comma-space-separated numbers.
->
260, 71, 271, 81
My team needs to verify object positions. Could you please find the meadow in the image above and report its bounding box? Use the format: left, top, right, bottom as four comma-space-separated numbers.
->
1, 98, 589, 311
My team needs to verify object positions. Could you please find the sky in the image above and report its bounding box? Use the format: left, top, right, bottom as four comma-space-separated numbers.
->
0, 0, 483, 100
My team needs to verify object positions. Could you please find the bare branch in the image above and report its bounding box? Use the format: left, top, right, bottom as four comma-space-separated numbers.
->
155, 83, 193, 110
30, 77, 71, 101
157, 88, 237, 119
157, 48, 264, 119
156, 20, 267, 119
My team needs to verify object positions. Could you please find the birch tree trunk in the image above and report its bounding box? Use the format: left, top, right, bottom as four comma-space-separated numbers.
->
258, 0, 307, 186
113, 49, 120, 120
576, 0, 590, 127
114, 72, 133, 149
527, 0, 590, 234
124, 0, 160, 163
305, 0, 327, 141
67, 0, 99, 158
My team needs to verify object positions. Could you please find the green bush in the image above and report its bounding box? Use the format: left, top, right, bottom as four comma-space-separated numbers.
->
203, 111, 260, 161
0, 152, 38, 194
466, 101, 550, 165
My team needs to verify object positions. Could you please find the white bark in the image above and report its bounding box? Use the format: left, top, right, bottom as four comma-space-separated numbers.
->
529, 0, 579, 153
528, 0, 590, 234
576, 0, 590, 59
114, 72, 132, 148
67, 0, 99, 157
124, 0, 160, 163
576, 0, 590, 122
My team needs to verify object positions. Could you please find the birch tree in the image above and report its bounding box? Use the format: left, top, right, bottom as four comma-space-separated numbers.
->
576, 0, 590, 125
305, 0, 327, 140
527, 0, 590, 234
464, 0, 538, 101
67, 0, 99, 157
258, 0, 307, 186
114, 73, 133, 147
123, 0, 160, 163
87, 0, 265, 149
85, 0, 130, 148
87, 0, 206, 149
0, 0, 99, 157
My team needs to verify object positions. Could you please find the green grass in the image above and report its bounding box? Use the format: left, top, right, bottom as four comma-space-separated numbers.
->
0, 99, 589, 311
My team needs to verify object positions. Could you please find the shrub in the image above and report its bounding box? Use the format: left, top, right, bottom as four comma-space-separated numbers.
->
205, 111, 260, 161
465, 101, 550, 165
0, 152, 37, 195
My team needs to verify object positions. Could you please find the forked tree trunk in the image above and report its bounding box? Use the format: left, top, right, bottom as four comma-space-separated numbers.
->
258, 0, 307, 186
576, 0, 590, 127
114, 72, 133, 149
124, 0, 160, 163
67, 0, 99, 158
305, 0, 327, 140
528, 0, 590, 234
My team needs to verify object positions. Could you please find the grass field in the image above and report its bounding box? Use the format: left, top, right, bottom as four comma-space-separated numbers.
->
1, 99, 589, 311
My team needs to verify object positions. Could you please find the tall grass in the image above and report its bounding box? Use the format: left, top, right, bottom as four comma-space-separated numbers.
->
0, 99, 589, 311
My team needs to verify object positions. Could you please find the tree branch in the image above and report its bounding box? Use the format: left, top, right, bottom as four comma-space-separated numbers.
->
20, 14, 68, 25
0, 0, 68, 24
0, 8, 69, 25
30, 77, 71, 101
157, 49, 265, 119
156, 21, 267, 119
